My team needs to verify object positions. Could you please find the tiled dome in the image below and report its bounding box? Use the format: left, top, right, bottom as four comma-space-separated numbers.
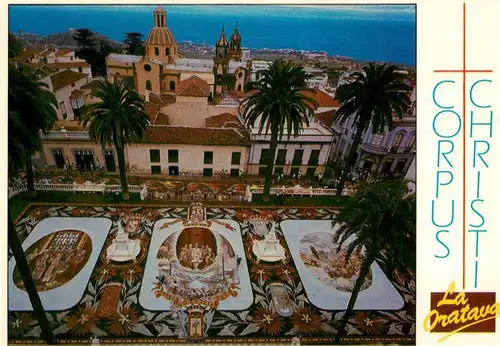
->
146, 27, 176, 46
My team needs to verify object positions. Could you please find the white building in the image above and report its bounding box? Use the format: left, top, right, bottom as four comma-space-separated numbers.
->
242, 88, 339, 178
249, 60, 329, 89
330, 88, 416, 176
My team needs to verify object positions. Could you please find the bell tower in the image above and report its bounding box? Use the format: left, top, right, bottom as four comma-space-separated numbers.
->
229, 23, 242, 61
213, 25, 229, 96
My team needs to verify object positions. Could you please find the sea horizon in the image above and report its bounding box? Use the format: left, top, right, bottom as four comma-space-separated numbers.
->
9, 4, 416, 66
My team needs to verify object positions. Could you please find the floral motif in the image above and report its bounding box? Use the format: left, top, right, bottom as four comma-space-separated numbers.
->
92, 264, 118, 282
253, 307, 283, 335
28, 207, 49, 221
291, 306, 322, 334
276, 266, 297, 282
140, 208, 160, 222
250, 265, 271, 282
234, 210, 255, 222
298, 209, 318, 219
67, 306, 98, 336
119, 266, 144, 284
351, 312, 390, 335
8, 312, 33, 337
71, 207, 93, 217
108, 305, 141, 336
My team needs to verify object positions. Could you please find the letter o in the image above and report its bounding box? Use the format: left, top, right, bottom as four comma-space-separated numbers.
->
433, 110, 462, 138
423, 310, 440, 331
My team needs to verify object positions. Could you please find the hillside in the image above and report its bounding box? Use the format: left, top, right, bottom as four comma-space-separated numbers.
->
12, 29, 124, 50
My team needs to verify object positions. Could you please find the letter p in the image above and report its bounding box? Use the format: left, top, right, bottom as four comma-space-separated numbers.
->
436, 171, 453, 198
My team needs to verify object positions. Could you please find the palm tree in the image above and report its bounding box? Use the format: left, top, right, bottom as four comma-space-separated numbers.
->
334, 63, 411, 196
81, 79, 150, 200
242, 59, 318, 201
8, 64, 58, 194
8, 68, 57, 344
331, 180, 416, 344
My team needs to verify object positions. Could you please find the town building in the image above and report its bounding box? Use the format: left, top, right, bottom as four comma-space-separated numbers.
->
105, 6, 249, 98
329, 88, 416, 176
249, 60, 329, 89
242, 88, 340, 178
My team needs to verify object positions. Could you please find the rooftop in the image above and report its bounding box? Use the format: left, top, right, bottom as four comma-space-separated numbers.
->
177, 75, 210, 97
46, 61, 90, 69
143, 126, 248, 146
314, 109, 337, 128
49, 70, 88, 91
107, 53, 143, 64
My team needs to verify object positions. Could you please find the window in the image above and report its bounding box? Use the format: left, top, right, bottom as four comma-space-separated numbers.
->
259, 148, 270, 164
275, 149, 287, 165
154, 47, 159, 56
405, 133, 416, 152
292, 149, 304, 165
231, 152, 241, 165
237, 84, 242, 91
238, 72, 243, 78
104, 149, 116, 172
204, 151, 213, 165
289, 167, 300, 177
391, 132, 405, 152
308, 150, 320, 165
371, 133, 384, 146
168, 150, 178, 163
169, 81, 175, 91
149, 149, 160, 163
59, 101, 67, 119
306, 167, 316, 179
78, 67, 83, 73
151, 165, 161, 175
146, 80, 152, 90
165, 47, 170, 56
70, 57, 74, 61
51, 149, 65, 169
203, 168, 213, 177
230, 168, 239, 177
144, 64, 152, 72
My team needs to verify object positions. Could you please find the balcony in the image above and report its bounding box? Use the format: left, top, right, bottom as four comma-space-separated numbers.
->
43, 130, 90, 140
360, 143, 390, 155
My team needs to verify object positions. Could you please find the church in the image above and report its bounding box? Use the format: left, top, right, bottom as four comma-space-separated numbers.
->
105, 6, 249, 98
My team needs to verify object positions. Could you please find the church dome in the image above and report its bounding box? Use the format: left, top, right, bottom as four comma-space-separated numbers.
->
146, 6, 176, 46
146, 27, 176, 46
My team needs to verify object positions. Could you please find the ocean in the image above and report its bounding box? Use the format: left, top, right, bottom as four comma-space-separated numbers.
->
8, 5, 416, 66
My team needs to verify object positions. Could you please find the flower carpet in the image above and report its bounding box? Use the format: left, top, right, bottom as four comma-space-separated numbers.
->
8, 203, 415, 344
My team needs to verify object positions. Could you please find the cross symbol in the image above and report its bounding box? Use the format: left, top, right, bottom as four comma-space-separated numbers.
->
433, 2, 493, 289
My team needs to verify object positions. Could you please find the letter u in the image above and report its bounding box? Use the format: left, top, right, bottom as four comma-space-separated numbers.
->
432, 200, 455, 227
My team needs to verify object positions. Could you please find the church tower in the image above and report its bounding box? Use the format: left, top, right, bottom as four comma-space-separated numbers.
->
213, 25, 230, 96
145, 5, 178, 64
229, 23, 242, 61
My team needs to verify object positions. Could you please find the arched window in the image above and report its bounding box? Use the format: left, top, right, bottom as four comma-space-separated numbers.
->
238, 72, 243, 78
405, 132, 416, 152
169, 81, 175, 91
237, 84, 242, 91
391, 131, 405, 152
154, 47, 159, 56
146, 80, 152, 90
165, 47, 170, 56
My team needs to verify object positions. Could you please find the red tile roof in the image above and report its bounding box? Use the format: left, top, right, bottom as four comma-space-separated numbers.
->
143, 126, 248, 146
205, 113, 236, 127
149, 93, 176, 107
300, 88, 340, 108
243, 88, 340, 108
46, 61, 90, 69
49, 70, 88, 91
55, 48, 74, 57
315, 109, 337, 128
177, 75, 210, 97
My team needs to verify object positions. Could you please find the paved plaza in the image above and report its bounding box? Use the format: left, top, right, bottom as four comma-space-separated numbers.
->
8, 203, 415, 344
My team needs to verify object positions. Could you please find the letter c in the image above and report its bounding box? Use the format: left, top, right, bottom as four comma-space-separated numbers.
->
433, 80, 455, 109
470, 79, 492, 108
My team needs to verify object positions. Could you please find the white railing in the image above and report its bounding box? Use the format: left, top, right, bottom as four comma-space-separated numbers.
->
8, 182, 144, 198
249, 187, 338, 196
43, 131, 90, 139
